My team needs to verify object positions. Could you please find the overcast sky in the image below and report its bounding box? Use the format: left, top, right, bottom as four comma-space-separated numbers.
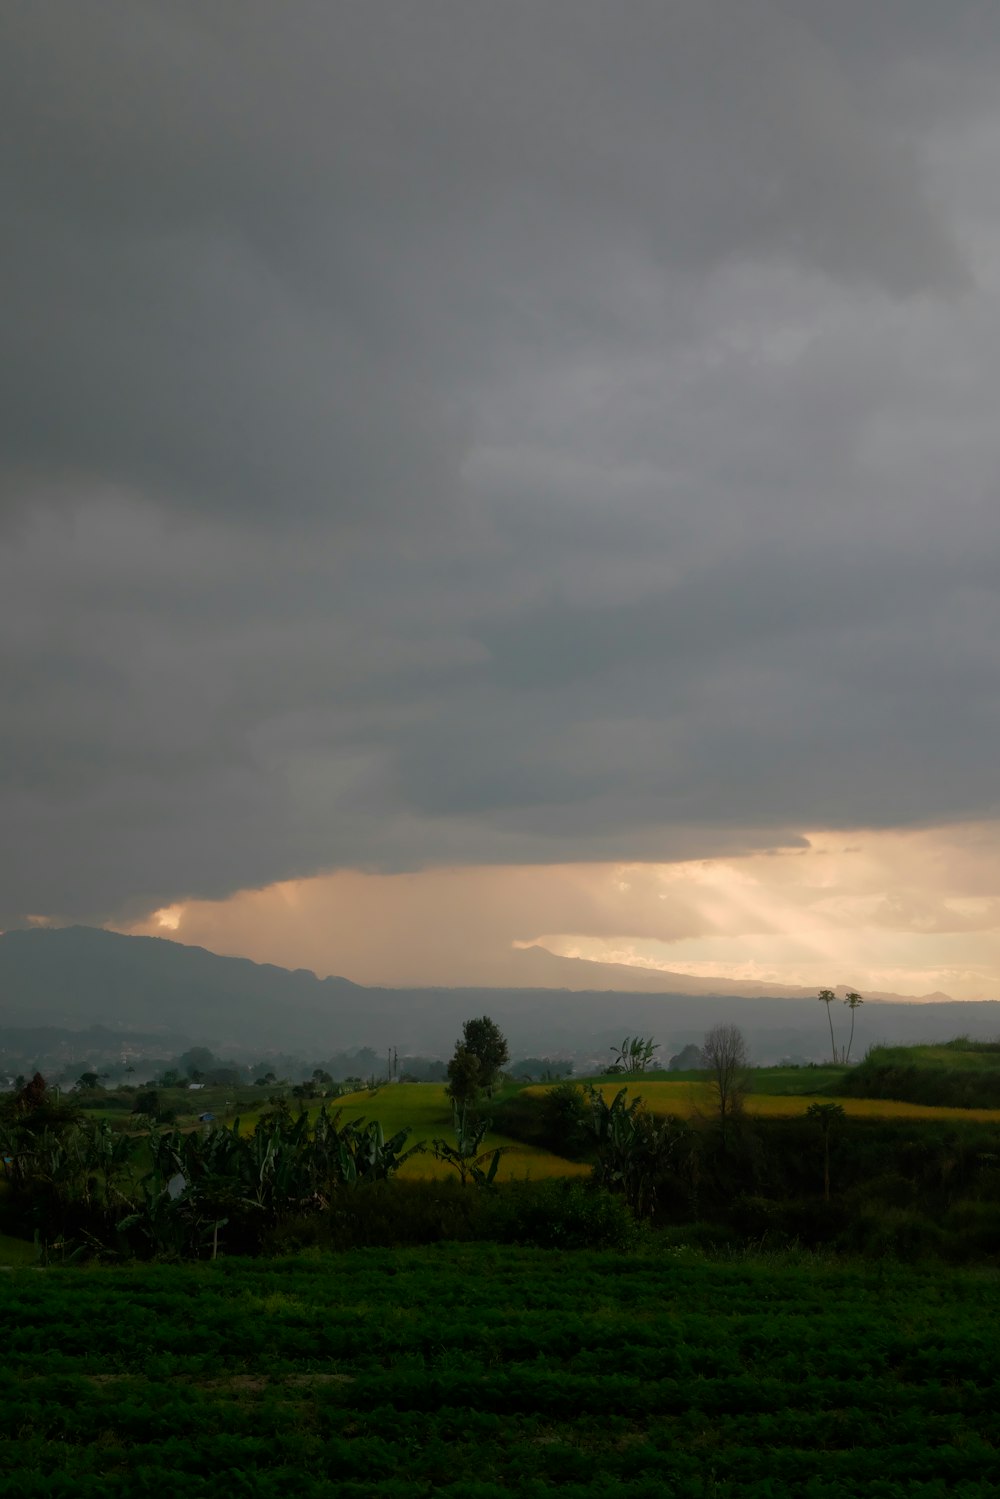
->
5, 3, 1000, 996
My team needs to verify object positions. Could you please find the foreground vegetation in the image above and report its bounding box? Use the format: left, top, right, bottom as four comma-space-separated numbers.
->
3, 1245, 1000, 1497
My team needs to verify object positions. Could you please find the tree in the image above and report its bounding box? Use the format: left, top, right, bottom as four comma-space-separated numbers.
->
702, 1025, 750, 1147
456, 1016, 509, 1096
16, 1072, 48, 1113
806, 1102, 845, 1202
668, 1043, 706, 1073
132, 1089, 175, 1123
817, 989, 838, 1063
843, 991, 864, 1064
76, 1072, 102, 1091
445, 1045, 482, 1108
608, 1036, 660, 1076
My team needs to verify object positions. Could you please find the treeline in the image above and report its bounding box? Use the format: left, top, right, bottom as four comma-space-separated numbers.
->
839, 1042, 1000, 1110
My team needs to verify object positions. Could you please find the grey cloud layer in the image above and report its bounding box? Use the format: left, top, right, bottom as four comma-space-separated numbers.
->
3, 1, 1000, 923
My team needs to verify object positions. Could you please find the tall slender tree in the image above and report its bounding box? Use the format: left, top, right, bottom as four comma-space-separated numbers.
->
843, 991, 864, 1064
817, 988, 838, 1063
806, 1102, 845, 1201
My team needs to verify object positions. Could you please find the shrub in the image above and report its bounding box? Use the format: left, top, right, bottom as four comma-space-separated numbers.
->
542, 1081, 591, 1158
262, 1180, 489, 1253
939, 1200, 1000, 1258
480, 1180, 639, 1250
839, 1206, 947, 1261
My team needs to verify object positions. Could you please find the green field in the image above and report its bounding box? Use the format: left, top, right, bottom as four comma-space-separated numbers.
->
3, 1246, 1000, 1496
233, 1083, 590, 1181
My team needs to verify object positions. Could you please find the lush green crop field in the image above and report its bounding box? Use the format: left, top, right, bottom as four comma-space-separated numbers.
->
747, 1065, 850, 1094
580, 1067, 851, 1095
3, 1246, 1000, 1496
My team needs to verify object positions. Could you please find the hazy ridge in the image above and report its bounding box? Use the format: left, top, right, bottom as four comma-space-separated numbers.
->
2, 926, 998, 1067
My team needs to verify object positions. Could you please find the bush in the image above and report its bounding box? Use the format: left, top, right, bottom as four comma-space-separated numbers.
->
729, 1193, 784, 1239
775, 1196, 849, 1247
480, 1181, 639, 1251
845, 1171, 915, 1210
262, 1180, 490, 1253
841, 1049, 1000, 1109
939, 1200, 1000, 1258
839, 1206, 947, 1261
489, 1085, 593, 1160
542, 1082, 592, 1158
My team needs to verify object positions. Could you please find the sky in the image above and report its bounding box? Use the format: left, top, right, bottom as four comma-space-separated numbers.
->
5, 3, 1000, 999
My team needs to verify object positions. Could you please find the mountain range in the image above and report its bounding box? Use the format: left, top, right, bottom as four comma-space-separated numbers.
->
2, 925, 998, 1067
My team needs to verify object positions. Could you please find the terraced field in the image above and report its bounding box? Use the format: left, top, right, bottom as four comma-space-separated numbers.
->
3, 1246, 1000, 1496
554, 1080, 1000, 1123
235, 1083, 590, 1180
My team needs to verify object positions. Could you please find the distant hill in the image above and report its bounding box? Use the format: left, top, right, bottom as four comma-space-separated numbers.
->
507, 944, 957, 1002
2, 925, 999, 1065
0, 926, 361, 1054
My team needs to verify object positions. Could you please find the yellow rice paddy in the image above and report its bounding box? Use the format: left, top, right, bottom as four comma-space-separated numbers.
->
535, 1080, 1000, 1123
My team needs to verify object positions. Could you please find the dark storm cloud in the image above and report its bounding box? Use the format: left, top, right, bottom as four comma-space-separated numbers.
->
3, 1, 1000, 923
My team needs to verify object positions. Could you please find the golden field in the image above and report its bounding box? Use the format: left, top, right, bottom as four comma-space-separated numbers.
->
539, 1080, 1000, 1123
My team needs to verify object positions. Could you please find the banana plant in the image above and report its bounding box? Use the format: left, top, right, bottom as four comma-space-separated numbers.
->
584, 1085, 687, 1217
608, 1036, 660, 1076
432, 1101, 508, 1186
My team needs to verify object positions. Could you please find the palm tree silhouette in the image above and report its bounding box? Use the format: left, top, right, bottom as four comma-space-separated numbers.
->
817, 988, 838, 1063
843, 991, 864, 1064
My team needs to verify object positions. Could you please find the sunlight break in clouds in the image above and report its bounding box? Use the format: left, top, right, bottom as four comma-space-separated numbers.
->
119, 823, 1000, 999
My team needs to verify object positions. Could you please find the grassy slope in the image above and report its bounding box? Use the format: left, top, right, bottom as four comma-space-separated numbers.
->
234, 1083, 590, 1181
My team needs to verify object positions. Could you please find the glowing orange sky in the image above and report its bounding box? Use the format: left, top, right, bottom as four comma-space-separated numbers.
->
117, 822, 1000, 999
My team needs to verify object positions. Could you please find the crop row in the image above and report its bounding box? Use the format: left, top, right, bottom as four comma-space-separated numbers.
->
4, 1249, 1000, 1495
